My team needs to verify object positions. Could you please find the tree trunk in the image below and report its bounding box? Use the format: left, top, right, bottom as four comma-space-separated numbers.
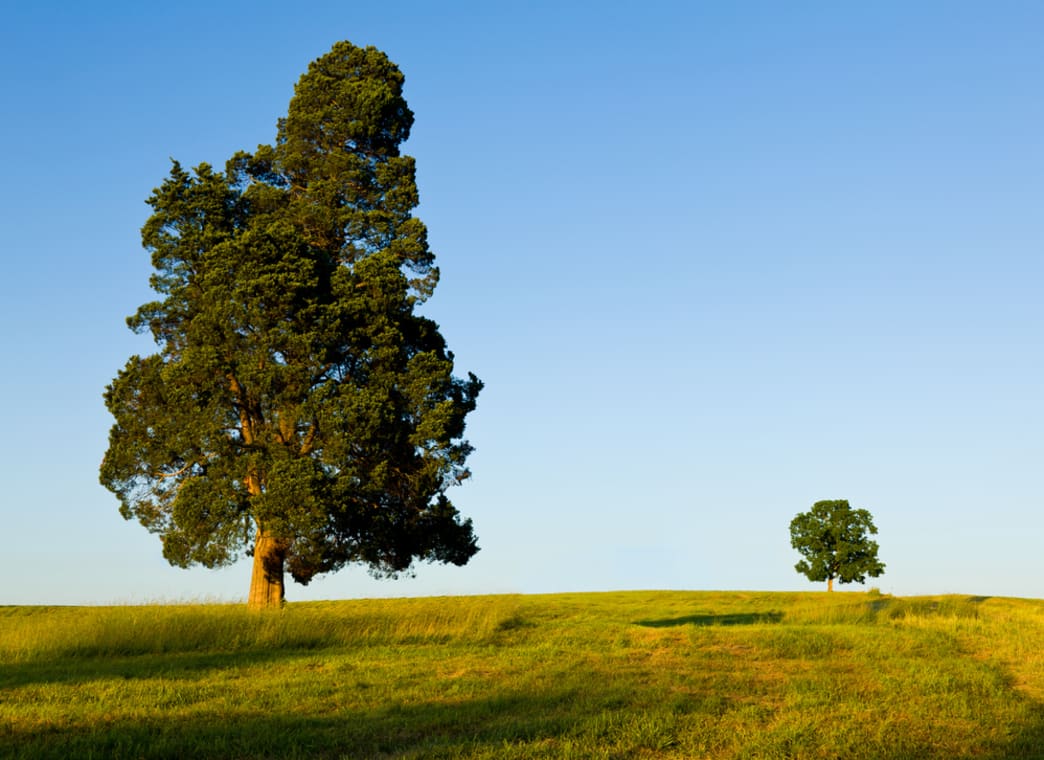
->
248, 532, 288, 609
827, 577, 834, 592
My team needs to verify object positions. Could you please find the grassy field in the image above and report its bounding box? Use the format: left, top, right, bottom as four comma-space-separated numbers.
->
3, 590, 1044, 759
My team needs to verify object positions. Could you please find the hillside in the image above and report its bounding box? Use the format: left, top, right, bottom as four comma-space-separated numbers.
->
3, 591, 1044, 758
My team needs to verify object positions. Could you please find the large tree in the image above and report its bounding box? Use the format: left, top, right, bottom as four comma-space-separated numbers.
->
101, 42, 482, 609
789, 500, 885, 592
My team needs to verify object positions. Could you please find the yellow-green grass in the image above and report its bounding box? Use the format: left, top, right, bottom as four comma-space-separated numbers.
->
3, 591, 1044, 758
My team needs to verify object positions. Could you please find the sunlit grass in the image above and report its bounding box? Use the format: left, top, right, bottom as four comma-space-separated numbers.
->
3, 591, 1044, 758
0, 595, 524, 662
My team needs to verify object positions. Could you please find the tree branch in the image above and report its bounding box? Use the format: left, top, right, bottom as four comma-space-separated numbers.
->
299, 420, 319, 456
154, 460, 196, 479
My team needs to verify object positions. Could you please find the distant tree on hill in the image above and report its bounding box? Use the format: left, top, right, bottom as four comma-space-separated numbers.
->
789, 500, 885, 592
100, 41, 482, 609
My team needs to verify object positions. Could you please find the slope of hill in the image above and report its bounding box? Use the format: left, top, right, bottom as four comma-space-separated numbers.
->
3, 591, 1044, 758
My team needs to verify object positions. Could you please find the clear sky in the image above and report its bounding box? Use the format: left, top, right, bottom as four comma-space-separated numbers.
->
2, 1, 1041, 604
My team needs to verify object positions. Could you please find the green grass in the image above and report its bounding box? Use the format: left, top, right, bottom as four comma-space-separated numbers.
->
3, 591, 1044, 758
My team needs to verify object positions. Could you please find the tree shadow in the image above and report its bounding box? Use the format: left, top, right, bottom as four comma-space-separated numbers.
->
988, 709, 1044, 759
979, 679, 1044, 759
635, 611, 783, 628
0, 649, 299, 690
1, 690, 583, 760
9, 680, 1041, 760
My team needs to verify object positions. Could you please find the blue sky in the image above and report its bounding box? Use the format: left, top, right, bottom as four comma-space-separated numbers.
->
2, 1, 1041, 604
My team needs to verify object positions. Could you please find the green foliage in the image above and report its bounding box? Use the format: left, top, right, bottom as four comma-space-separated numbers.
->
100, 41, 481, 592
4, 592, 1044, 758
790, 499, 885, 589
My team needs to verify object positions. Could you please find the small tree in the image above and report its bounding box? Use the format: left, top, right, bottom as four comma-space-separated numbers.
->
101, 41, 482, 608
789, 500, 884, 592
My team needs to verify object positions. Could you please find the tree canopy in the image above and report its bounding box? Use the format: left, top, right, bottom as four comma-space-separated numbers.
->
789, 500, 885, 592
100, 41, 482, 608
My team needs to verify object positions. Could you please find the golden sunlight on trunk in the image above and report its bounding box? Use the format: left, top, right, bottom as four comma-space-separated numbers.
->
248, 532, 288, 610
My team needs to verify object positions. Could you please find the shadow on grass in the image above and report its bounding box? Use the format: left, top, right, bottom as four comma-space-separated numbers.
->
9, 683, 1044, 760
8, 646, 1044, 759
635, 612, 783, 628
1, 689, 586, 760
992, 702, 1044, 760
0, 649, 295, 690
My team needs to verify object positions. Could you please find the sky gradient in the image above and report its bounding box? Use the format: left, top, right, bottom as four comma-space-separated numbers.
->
2, 1, 1041, 603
